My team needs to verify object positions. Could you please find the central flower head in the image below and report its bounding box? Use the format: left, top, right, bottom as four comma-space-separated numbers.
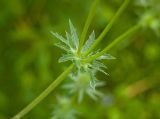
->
51, 20, 115, 102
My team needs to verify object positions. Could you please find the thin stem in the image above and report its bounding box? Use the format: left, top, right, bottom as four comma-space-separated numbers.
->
78, 0, 100, 54
84, 0, 130, 56
85, 24, 141, 63
12, 64, 74, 119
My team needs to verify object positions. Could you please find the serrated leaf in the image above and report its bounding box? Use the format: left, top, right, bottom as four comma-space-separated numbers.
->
89, 79, 97, 89
69, 19, 79, 49
78, 89, 84, 103
51, 31, 69, 46
93, 90, 104, 97
55, 42, 70, 52
95, 81, 106, 87
88, 49, 101, 57
93, 60, 107, 69
81, 31, 95, 53
97, 54, 116, 60
97, 68, 109, 75
65, 31, 75, 49
58, 54, 75, 63
91, 62, 109, 75
86, 89, 97, 100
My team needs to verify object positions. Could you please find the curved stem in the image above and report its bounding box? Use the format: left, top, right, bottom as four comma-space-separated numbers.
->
85, 24, 141, 63
78, 0, 100, 54
84, 0, 130, 56
12, 64, 74, 119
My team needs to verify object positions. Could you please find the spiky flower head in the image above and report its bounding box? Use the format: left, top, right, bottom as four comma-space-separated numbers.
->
63, 72, 105, 102
51, 96, 78, 119
51, 20, 115, 101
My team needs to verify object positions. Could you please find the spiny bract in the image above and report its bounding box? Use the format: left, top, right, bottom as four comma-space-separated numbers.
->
51, 20, 115, 101
63, 72, 105, 102
51, 96, 78, 119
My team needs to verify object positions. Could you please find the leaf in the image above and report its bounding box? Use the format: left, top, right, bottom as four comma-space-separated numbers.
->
91, 61, 109, 75
88, 49, 101, 57
93, 60, 107, 69
55, 42, 70, 52
97, 54, 116, 60
51, 31, 69, 46
58, 54, 75, 63
95, 81, 106, 87
89, 79, 97, 89
86, 89, 97, 100
69, 19, 79, 49
81, 31, 95, 53
78, 89, 84, 103
96, 68, 109, 75
93, 90, 104, 97
65, 31, 74, 49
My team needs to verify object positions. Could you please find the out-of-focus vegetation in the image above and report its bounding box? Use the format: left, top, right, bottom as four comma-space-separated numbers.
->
0, 0, 160, 119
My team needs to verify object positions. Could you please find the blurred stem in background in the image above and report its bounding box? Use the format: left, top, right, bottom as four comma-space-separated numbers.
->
83, 0, 130, 56
78, 0, 100, 54
12, 64, 74, 119
85, 24, 141, 63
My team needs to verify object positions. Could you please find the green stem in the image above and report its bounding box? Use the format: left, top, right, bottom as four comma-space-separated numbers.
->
84, 0, 130, 56
85, 24, 141, 63
78, 0, 100, 54
12, 64, 74, 119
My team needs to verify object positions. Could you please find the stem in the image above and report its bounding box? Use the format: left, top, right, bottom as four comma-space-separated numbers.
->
84, 0, 130, 56
78, 0, 100, 54
85, 24, 141, 63
12, 64, 74, 119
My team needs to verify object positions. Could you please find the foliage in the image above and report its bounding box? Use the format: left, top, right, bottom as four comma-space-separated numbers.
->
0, 0, 160, 119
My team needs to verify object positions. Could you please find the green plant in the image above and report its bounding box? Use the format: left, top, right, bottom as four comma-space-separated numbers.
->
12, 0, 145, 118
135, 0, 160, 36
52, 21, 106, 102
51, 96, 78, 119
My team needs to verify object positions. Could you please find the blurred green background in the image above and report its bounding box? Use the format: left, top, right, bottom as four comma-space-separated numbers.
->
0, 0, 160, 119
